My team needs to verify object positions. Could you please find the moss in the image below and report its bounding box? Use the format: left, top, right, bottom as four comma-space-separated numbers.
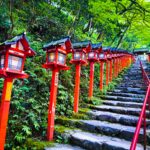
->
25, 138, 54, 150
55, 125, 72, 133
79, 108, 90, 114
72, 112, 89, 120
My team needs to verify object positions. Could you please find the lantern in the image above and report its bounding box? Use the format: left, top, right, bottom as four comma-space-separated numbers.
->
87, 43, 102, 61
87, 43, 102, 99
42, 37, 72, 141
0, 32, 36, 150
70, 41, 91, 113
43, 37, 72, 70
0, 33, 35, 78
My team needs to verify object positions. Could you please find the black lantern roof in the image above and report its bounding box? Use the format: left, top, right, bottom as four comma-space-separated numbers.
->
72, 41, 91, 49
1, 32, 28, 46
102, 47, 111, 52
110, 47, 117, 52
92, 42, 102, 50
0, 32, 36, 56
43, 37, 72, 50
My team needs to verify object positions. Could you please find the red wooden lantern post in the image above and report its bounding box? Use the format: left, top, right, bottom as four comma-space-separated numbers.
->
99, 49, 107, 91
42, 37, 72, 141
147, 52, 150, 63
111, 48, 117, 80
70, 41, 90, 113
105, 48, 111, 86
0, 33, 36, 150
107, 50, 113, 83
87, 43, 102, 99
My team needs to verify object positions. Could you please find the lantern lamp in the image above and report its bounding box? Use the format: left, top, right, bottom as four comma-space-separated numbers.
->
0, 32, 36, 150
87, 43, 102, 99
42, 37, 72, 141
71, 41, 91, 113
70, 41, 91, 65
0, 32, 36, 78
43, 37, 72, 71
87, 43, 102, 62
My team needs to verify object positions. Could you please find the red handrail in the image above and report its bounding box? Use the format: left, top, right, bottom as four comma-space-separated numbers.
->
130, 60, 150, 150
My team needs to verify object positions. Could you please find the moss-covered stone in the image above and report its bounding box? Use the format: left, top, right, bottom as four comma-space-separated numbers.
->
24, 138, 54, 150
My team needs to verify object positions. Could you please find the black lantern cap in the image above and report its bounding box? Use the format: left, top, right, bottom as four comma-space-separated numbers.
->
92, 42, 102, 50
102, 47, 110, 52
72, 41, 91, 49
43, 37, 71, 50
0, 32, 28, 46
0, 32, 36, 56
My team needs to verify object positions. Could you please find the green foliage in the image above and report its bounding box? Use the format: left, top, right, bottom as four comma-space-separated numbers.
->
0, 0, 144, 149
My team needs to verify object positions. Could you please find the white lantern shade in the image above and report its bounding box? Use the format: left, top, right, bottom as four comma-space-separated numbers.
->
0, 55, 5, 69
74, 52, 81, 60
8, 55, 23, 71
48, 52, 55, 63
58, 52, 66, 65
99, 53, 105, 59
88, 52, 95, 58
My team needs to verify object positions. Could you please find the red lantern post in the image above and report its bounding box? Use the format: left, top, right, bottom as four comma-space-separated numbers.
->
147, 52, 150, 63
87, 43, 102, 99
0, 33, 36, 150
99, 49, 107, 91
70, 41, 90, 113
42, 37, 72, 141
107, 50, 112, 83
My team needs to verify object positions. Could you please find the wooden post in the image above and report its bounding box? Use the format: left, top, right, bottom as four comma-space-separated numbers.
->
100, 61, 104, 90
47, 69, 59, 141
73, 64, 81, 113
89, 62, 94, 99
0, 78, 13, 150
106, 60, 109, 86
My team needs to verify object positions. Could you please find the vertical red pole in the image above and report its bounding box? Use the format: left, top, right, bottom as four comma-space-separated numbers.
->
47, 68, 59, 141
106, 60, 109, 86
89, 62, 94, 99
73, 64, 81, 113
112, 59, 115, 79
100, 61, 104, 91
0, 78, 13, 150
143, 110, 146, 150
109, 60, 112, 82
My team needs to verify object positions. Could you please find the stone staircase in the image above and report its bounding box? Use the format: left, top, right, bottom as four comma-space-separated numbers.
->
46, 61, 150, 150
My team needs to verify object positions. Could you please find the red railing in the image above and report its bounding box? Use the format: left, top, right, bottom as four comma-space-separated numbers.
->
130, 60, 150, 150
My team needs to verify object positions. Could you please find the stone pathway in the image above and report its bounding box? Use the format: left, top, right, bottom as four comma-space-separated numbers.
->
46, 61, 150, 150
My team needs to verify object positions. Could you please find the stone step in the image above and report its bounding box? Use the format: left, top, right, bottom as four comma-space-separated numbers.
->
101, 95, 144, 103
90, 105, 150, 118
102, 100, 144, 108
88, 110, 150, 127
45, 144, 85, 150
117, 87, 147, 91
107, 92, 145, 98
117, 83, 145, 87
64, 130, 146, 150
113, 88, 146, 94
79, 120, 148, 143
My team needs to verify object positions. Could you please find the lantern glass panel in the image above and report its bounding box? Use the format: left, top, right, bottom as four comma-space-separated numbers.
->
82, 53, 86, 60
74, 52, 81, 60
99, 53, 105, 59
48, 52, 55, 63
0, 55, 5, 69
58, 52, 66, 65
88, 52, 95, 58
8, 55, 23, 71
